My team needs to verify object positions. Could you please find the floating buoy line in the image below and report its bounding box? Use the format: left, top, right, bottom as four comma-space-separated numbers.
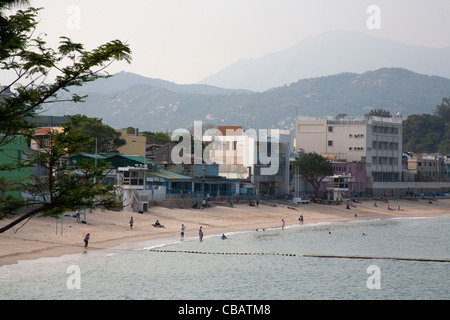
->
303, 254, 450, 263
148, 249, 296, 257
148, 249, 450, 262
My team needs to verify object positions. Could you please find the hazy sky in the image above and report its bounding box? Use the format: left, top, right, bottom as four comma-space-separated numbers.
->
8, 0, 450, 84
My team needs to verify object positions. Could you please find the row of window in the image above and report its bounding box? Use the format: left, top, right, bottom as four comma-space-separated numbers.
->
417, 161, 439, 167
372, 156, 399, 166
372, 126, 400, 135
327, 125, 400, 135
332, 164, 365, 172
372, 141, 399, 150
327, 140, 365, 151
372, 171, 400, 182
326, 139, 399, 152
327, 126, 365, 138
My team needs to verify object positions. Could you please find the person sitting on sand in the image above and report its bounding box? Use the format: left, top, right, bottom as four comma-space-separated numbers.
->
221, 234, 227, 240
153, 220, 165, 228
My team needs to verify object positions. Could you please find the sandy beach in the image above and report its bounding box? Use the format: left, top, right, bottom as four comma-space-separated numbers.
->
1, 198, 449, 267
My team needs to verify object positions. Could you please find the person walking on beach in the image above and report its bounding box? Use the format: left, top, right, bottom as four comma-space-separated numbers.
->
299, 215, 303, 224
199, 226, 204, 241
129, 217, 134, 230
83, 233, 90, 248
281, 219, 285, 230
181, 224, 186, 239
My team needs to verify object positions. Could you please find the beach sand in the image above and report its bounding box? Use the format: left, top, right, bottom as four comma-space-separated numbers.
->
1, 198, 449, 267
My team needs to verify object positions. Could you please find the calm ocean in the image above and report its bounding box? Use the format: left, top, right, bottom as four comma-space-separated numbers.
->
1, 215, 449, 300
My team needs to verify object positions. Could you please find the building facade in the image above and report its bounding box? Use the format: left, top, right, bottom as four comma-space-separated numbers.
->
407, 153, 445, 182
209, 126, 291, 197
296, 116, 402, 194
0, 136, 32, 199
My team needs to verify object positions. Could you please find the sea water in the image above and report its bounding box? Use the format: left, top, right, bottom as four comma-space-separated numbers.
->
1, 216, 449, 300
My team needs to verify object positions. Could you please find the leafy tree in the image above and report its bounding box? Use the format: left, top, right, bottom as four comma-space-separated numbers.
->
366, 108, 392, 117
0, 6, 131, 232
403, 114, 444, 152
434, 97, 450, 155
293, 152, 333, 198
434, 97, 450, 124
402, 97, 450, 154
0, 119, 120, 233
0, 6, 131, 147
142, 130, 172, 145
66, 114, 126, 153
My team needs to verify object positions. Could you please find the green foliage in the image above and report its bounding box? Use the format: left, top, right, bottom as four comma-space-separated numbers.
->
142, 130, 172, 145
366, 109, 392, 117
434, 97, 450, 123
0, 118, 121, 231
65, 114, 126, 153
0, 6, 131, 147
403, 97, 450, 155
0, 6, 131, 232
293, 152, 333, 198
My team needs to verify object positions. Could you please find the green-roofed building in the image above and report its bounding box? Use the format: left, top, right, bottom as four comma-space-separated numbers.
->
68, 154, 108, 167
105, 154, 154, 169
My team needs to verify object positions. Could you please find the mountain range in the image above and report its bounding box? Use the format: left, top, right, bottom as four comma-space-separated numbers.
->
45, 67, 450, 132
199, 31, 450, 92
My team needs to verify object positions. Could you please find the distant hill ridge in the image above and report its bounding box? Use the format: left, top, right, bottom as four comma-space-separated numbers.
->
46, 67, 450, 132
199, 31, 450, 91
70, 71, 253, 96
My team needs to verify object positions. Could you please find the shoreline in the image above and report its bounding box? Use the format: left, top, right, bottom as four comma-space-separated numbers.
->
1, 198, 449, 267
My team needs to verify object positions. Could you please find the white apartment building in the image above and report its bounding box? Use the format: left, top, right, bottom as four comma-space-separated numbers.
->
295, 116, 403, 191
209, 126, 291, 197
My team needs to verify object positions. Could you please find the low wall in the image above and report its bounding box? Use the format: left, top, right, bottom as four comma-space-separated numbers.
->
152, 199, 200, 209
371, 181, 450, 197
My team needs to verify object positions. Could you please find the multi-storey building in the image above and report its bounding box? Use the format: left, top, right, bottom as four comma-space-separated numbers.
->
407, 153, 445, 182
209, 126, 291, 197
295, 116, 403, 194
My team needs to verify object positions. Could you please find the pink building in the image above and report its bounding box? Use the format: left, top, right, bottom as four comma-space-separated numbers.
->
319, 161, 367, 196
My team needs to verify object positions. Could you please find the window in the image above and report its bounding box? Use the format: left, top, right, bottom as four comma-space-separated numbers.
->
328, 140, 333, 146
328, 126, 333, 132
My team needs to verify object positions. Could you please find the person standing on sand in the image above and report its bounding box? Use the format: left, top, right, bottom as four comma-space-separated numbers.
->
199, 226, 204, 241
84, 233, 90, 248
281, 219, 285, 230
181, 224, 186, 239
129, 217, 134, 230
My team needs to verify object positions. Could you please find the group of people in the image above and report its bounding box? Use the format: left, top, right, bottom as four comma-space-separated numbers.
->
280, 215, 304, 230
83, 211, 307, 248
